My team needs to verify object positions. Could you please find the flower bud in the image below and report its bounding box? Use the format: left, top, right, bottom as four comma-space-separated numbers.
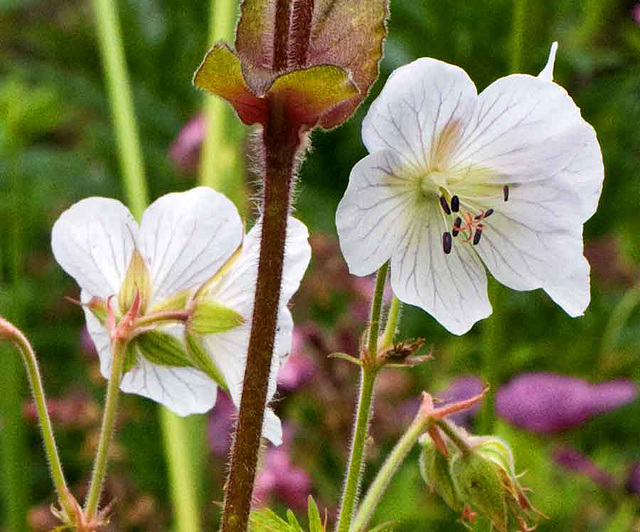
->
418, 435, 461, 512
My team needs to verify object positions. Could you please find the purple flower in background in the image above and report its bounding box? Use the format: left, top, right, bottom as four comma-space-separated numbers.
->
437, 376, 484, 427
553, 446, 617, 490
277, 327, 316, 392
625, 462, 640, 495
496, 372, 637, 433
169, 114, 205, 174
633, 4, 640, 24
254, 447, 312, 511
207, 391, 236, 456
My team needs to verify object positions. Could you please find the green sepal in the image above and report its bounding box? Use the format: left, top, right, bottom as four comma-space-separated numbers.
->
86, 296, 108, 325
189, 300, 245, 336
184, 331, 228, 391
122, 341, 139, 374
148, 290, 190, 314
419, 436, 462, 512
134, 331, 193, 368
450, 451, 508, 530
118, 250, 152, 315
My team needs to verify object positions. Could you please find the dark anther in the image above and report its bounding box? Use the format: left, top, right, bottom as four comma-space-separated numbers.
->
485, 208, 494, 217
439, 196, 451, 215
443, 232, 453, 254
503, 185, 510, 202
451, 195, 460, 212
473, 228, 483, 245
452, 217, 462, 237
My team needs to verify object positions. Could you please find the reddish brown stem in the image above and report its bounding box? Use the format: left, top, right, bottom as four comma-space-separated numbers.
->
273, 0, 315, 71
220, 112, 301, 532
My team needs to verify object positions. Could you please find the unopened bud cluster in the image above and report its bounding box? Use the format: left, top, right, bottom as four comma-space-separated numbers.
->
419, 425, 542, 532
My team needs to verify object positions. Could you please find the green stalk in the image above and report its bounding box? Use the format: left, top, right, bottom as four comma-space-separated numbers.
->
85, 338, 127, 518
335, 264, 389, 532
200, 0, 246, 211
0, 318, 74, 519
601, 282, 640, 356
352, 405, 428, 532
510, 0, 526, 73
0, 158, 28, 531
380, 296, 402, 350
92, 0, 148, 219
92, 1, 201, 529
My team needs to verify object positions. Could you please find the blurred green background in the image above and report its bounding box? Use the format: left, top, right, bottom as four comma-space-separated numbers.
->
1, 0, 640, 530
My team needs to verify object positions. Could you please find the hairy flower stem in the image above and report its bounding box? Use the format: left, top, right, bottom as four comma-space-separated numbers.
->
352, 409, 429, 532
84, 337, 128, 519
335, 264, 388, 532
0, 318, 74, 519
220, 115, 300, 532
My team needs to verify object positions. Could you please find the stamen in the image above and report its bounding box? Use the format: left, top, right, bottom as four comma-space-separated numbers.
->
451, 195, 460, 212
442, 232, 452, 254
473, 227, 483, 245
439, 195, 451, 215
452, 217, 462, 237
474, 208, 494, 221
503, 186, 510, 202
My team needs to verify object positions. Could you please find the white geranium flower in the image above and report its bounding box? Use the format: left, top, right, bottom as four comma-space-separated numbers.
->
336, 43, 604, 335
52, 187, 311, 444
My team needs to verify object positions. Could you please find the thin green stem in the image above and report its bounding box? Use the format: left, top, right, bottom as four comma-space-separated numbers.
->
352, 409, 428, 532
92, 0, 148, 219
380, 296, 402, 350
0, 318, 74, 519
479, 281, 500, 433
160, 411, 202, 532
510, 0, 526, 73
367, 263, 389, 357
336, 368, 378, 532
200, 0, 246, 211
601, 282, 640, 355
84, 337, 128, 518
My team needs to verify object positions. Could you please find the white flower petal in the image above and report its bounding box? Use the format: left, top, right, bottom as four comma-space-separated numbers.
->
201, 307, 291, 445
139, 187, 243, 304
538, 41, 558, 81
544, 254, 591, 317
336, 149, 420, 276
362, 58, 477, 171
474, 212, 585, 293
449, 73, 603, 221
263, 408, 283, 446
52, 198, 137, 298
390, 204, 492, 335
210, 216, 311, 312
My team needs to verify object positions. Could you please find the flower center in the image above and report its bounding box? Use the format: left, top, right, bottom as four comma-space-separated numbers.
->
438, 185, 511, 255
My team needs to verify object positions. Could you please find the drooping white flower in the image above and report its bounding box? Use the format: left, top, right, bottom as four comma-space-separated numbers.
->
52, 187, 311, 444
336, 43, 604, 335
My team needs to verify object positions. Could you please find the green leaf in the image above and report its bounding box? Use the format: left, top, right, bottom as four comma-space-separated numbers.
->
118, 250, 152, 315
286, 510, 305, 531
184, 331, 228, 391
122, 341, 139, 374
234, 0, 389, 128
134, 331, 193, 368
307, 496, 324, 532
189, 300, 245, 336
267, 65, 358, 128
193, 43, 267, 125
249, 508, 297, 532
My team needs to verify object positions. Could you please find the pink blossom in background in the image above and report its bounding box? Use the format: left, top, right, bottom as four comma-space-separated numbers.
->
632, 3, 640, 24
253, 428, 313, 511
496, 373, 637, 433
169, 114, 205, 174
278, 327, 316, 392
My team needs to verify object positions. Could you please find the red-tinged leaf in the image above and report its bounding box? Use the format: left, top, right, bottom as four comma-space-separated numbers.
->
267, 64, 358, 128
235, 0, 388, 128
309, 0, 388, 128
193, 43, 268, 125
